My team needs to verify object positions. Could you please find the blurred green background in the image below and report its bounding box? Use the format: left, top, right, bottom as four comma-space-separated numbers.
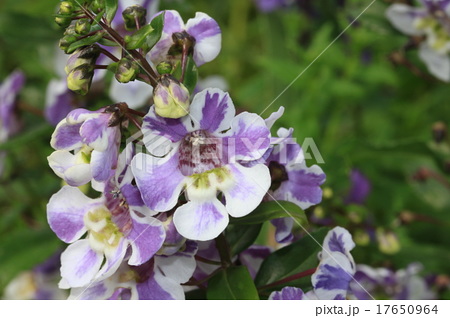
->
1, 0, 449, 298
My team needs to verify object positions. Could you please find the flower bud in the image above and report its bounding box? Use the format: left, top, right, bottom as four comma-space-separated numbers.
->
55, 16, 72, 28
115, 58, 140, 83
153, 75, 190, 119
59, 1, 75, 15
65, 45, 100, 74
91, 0, 105, 12
122, 5, 147, 31
75, 19, 92, 36
156, 61, 173, 75
67, 64, 94, 95
59, 34, 78, 52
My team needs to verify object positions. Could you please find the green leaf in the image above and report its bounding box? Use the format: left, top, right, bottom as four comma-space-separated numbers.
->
226, 223, 262, 256
124, 24, 154, 50
230, 200, 308, 226
66, 32, 104, 54
254, 227, 329, 289
207, 266, 259, 300
182, 56, 198, 93
144, 12, 165, 52
105, 0, 118, 24
0, 124, 53, 151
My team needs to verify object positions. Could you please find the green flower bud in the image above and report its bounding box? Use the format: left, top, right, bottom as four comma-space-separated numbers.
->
59, 34, 78, 52
91, 0, 105, 12
122, 5, 147, 31
55, 16, 72, 28
156, 61, 173, 75
153, 75, 190, 119
65, 45, 101, 74
59, 1, 75, 15
75, 19, 92, 36
67, 64, 94, 95
115, 58, 140, 83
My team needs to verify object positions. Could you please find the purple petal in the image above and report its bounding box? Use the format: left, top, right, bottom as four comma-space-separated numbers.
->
60, 239, 103, 288
269, 287, 307, 300
50, 121, 83, 150
185, 13, 221, 66
345, 169, 371, 204
45, 79, 76, 126
136, 270, 176, 300
189, 88, 235, 134
224, 112, 271, 161
127, 215, 165, 266
271, 218, 294, 244
239, 245, 272, 279
132, 151, 186, 212
173, 198, 229, 241
80, 114, 114, 151
47, 186, 101, 243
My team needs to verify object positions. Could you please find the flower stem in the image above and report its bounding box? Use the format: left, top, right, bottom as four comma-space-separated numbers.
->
257, 267, 317, 291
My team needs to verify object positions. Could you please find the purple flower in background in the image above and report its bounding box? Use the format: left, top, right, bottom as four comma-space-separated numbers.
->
344, 169, 371, 205
45, 79, 77, 126
148, 10, 221, 67
386, 0, 450, 81
48, 107, 125, 186
47, 147, 165, 288
253, 0, 291, 13
132, 88, 271, 241
0, 70, 25, 175
3, 251, 67, 300
68, 241, 197, 300
264, 107, 326, 243
239, 245, 273, 279
270, 227, 356, 300
350, 263, 436, 300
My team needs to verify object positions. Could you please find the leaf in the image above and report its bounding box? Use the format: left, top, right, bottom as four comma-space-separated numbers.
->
230, 200, 308, 226
66, 32, 104, 54
125, 24, 154, 50
144, 12, 165, 52
104, 0, 118, 24
182, 56, 198, 93
0, 124, 53, 151
254, 227, 329, 289
226, 223, 262, 256
207, 266, 259, 300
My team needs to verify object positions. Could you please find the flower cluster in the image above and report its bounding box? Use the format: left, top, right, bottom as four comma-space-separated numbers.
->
45, 0, 337, 300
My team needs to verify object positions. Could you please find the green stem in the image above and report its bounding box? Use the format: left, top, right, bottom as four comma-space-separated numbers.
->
257, 267, 317, 291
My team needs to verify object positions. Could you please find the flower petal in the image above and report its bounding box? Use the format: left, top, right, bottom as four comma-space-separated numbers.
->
271, 218, 294, 244
173, 199, 229, 241
47, 150, 92, 186
418, 42, 450, 82
44, 79, 75, 126
269, 287, 308, 300
186, 12, 221, 66
50, 121, 83, 150
47, 186, 101, 243
222, 163, 270, 218
127, 215, 165, 266
108, 79, 153, 110
189, 88, 235, 133
386, 4, 426, 36
60, 239, 103, 288
224, 112, 271, 161
79, 114, 113, 151
132, 151, 186, 211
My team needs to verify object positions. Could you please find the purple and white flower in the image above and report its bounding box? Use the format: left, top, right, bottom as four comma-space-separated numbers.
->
132, 88, 271, 241
386, 0, 450, 81
148, 10, 221, 67
47, 147, 165, 288
264, 107, 326, 243
0, 70, 25, 175
68, 240, 197, 300
350, 263, 436, 300
269, 227, 356, 300
48, 107, 125, 186
344, 169, 371, 205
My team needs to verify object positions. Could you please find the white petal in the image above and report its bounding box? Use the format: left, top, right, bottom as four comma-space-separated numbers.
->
418, 43, 450, 81
386, 4, 425, 36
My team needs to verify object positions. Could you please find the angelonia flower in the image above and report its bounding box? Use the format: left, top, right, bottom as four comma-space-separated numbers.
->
148, 10, 221, 67
48, 106, 126, 186
269, 227, 356, 300
344, 168, 371, 205
47, 146, 166, 288
386, 0, 450, 81
253, 0, 292, 13
132, 88, 271, 240
3, 251, 67, 300
264, 107, 326, 243
349, 263, 436, 300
